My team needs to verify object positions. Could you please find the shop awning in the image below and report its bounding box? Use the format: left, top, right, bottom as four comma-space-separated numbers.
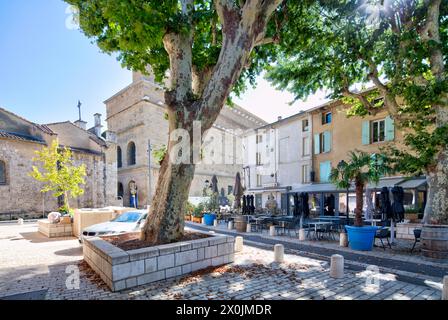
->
397, 177, 427, 189
367, 177, 405, 190
289, 183, 352, 194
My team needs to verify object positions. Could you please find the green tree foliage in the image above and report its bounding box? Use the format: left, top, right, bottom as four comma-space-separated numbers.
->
30, 140, 87, 212
267, 0, 448, 223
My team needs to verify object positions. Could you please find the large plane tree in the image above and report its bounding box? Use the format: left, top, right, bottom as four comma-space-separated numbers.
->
268, 0, 448, 224
66, 0, 285, 243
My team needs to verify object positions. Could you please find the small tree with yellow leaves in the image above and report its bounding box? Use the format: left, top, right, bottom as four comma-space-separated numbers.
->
30, 140, 86, 213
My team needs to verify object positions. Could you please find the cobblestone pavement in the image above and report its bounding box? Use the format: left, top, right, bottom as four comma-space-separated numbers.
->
187, 222, 448, 280
0, 223, 442, 300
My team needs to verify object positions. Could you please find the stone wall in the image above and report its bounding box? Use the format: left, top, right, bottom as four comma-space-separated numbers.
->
0, 139, 115, 215
83, 233, 235, 292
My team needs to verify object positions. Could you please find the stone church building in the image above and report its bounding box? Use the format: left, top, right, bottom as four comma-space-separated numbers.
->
0, 107, 117, 218
105, 71, 266, 208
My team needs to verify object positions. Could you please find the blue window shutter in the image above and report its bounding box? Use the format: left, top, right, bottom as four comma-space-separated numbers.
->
385, 116, 395, 141
319, 161, 331, 183
361, 121, 370, 145
314, 134, 320, 155
323, 131, 332, 152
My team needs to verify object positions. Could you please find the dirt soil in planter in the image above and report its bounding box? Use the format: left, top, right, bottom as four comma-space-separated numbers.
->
101, 231, 210, 251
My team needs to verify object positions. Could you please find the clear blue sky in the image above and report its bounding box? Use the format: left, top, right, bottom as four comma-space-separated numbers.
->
0, 0, 327, 128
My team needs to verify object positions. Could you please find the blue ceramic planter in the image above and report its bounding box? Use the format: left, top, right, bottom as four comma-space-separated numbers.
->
345, 225, 378, 251
203, 213, 216, 226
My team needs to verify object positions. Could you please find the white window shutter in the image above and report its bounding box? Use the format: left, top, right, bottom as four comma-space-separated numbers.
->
385, 116, 395, 141
314, 133, 320, 155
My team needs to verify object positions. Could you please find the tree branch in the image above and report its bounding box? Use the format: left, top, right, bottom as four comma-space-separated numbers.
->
163, 0, 194, 107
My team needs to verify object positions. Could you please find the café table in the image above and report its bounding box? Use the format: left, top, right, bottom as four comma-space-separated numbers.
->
305, 221, 333, 240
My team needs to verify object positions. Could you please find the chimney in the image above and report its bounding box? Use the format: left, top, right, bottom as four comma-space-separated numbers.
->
74, 120, 87, 130
278, 116, 282, 121
94, 113, 103, 137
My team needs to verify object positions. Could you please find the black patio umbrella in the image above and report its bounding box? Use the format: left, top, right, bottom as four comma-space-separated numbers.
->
211, 175, 219, 194
300, 192, 310, 218
249, 195, 255, 214
293, 193, 300, 217
233, 172, 244, 211
391, 186, 405, 223
242, 195, 247, 214
380, 187, 392, 221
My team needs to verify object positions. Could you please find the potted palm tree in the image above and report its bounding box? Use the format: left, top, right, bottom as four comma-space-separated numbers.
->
329, 151, 389, 251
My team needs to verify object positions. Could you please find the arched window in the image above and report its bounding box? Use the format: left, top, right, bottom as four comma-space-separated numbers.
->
0, 160, 6, 185
117, 182, 124, 199
117, 146, 122, 168
127, 142, 136, 166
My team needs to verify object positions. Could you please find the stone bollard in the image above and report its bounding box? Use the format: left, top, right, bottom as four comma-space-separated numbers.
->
246, 223, 252, 233
235, 236, 244, 252
298, 228, 306, 241
339, 232, 348, 247
228, 221, 233, 230
443, 275, 448, 300
269, 225, 276, 236
18, 218, 24, 225
213, 220, 218, 227
274, 244, 284, 263
330, 254, 344, 279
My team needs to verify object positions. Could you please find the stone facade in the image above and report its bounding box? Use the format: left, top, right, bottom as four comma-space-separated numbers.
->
0, 107, 117, 217
83, 233, 235, 292
104, 71, 266, 208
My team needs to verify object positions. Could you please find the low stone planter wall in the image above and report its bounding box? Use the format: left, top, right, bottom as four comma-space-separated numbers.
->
38, 220, 73, 238
83, 233, 235, 292
397, 222, 422, 240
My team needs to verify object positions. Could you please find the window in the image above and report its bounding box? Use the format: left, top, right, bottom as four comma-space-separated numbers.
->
302, 165, 309, 183
256, 152, 262, 166
117, 146, 122, 168
127, 142, 136, 166
314, 131, 332, 154
322, 112, 332, 125
256, 174, 262, 187
0, 160, 6, 185
362, 116, 395, 145
371, 119, 386, 143
302, 137, 310, 156
302, 119, 309, 132
256, 134, 263, 144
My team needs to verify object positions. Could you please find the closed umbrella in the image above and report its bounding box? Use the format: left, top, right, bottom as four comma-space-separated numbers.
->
250, 195, 256, 214
242, 195, 247, 214
293, 193, 300, 217
233, 172, 244, 212
211, 175, 219, 194
391, 186, 405, 223
380, 187, 392, 221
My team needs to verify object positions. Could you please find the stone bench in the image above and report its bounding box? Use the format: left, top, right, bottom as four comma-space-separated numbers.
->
38, 220, 73, 238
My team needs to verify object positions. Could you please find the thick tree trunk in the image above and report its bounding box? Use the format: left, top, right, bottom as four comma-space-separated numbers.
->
354, 180, 364, 227
141, 159, 196, 243
423, 141, 448, 225
421, 0, 448, 225
140, 0, 282, 244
